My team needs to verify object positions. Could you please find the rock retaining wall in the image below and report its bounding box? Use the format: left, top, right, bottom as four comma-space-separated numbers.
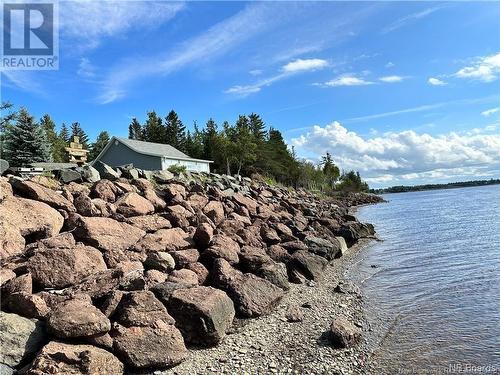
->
0, 167, 381, 373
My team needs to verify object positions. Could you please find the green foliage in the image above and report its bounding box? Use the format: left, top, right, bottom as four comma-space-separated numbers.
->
336, 170, 369, 192
185, 122, 204, 159
89, 131, 110, 161
70, 122, 89, 148
0, 102, 16, 159
59, 123, 70, 143
167, 164, 187, 175
143, 111, 164, 143
164, 110, 186, 152
3, 107, 50, 166
128, 118, 143, 140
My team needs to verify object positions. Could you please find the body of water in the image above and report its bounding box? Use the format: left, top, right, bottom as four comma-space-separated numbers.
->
351, 185, 500, 374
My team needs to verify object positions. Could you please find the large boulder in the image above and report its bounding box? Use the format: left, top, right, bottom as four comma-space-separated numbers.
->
0, 196, 64, 258
288, 250, 328, 282
202, 234, 240, 265
115, 291, 175, 327
232, 193, 257, 215
27, 341, 123, 375
47, 298, 111, 338
126, 215, 171, 233
0, 312, 45, 368
144, 251, 175, 272
29, 245, 107, 288
81, 165, 101, 183
112, 321, 187, 370
338, 221, 375, 246
203, 201, 225, 226
168, 286, 235, 347
133, 228, 192, 253
10, 180, 75, 212
304, 236, 342, 260
329, 316, 362, 348
73, 216, 145, 253
212, 259, 284, 318
94, 161, 120, 180
90, 179, 119, 202
115, 192, 154, 217
193, 222, 213, 249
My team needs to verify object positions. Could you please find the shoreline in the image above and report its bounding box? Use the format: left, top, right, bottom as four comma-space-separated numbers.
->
160, 238, 376, 375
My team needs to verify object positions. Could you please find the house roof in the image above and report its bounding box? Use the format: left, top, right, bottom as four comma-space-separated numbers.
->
116, 137, 190, 159
95, 137, 212, 164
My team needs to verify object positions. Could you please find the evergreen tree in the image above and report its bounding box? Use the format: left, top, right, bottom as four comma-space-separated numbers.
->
89, 131, 110, 161
203, 118, 218, 162
185, 122, 204, 159
128, 118, 143, 140
321, 152, 340, 190
228, 116, 257, 176
3, 107, 50, 166
248, 113, 267, 142
143, 111, 164, 143
164, 110, 186, 151
70, 122, 89, 147
0, 102, 16, 159
59, 123, 70, 143
40, 114, 58, 162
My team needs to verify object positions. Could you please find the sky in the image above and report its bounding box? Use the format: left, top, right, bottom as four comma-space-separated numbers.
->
2, 1, 500, 188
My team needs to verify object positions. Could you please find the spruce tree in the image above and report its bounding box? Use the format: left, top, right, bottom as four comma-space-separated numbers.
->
164, 110, 186, 151
128, 118, 143, 140
143, 111, 164, 143
40, 114, 58, 162
3, 107, 50, 166
248, 113, 267, 142
70, 122, 89, 147
203, 118, 218, 162
89, 131, 110, 161
0, 102, 16, 159
185, 122, 204, 159
59, 123, 70, 143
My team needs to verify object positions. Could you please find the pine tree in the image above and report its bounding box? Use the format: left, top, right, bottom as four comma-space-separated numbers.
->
70, 122, 89, 147
128, 118, 143, 140
143, 111, 164, 143
89, 131, 110, 161
321, 152, 340, 190
203, 118, 218, 162
185, 122, 204, 159
40, 114, 58, 162
3, 107, 50, 166
0, 102, 16, 159
164, 110, 186, 151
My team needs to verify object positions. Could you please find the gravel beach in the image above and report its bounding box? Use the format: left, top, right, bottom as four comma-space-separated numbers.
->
158, 239, 373, 375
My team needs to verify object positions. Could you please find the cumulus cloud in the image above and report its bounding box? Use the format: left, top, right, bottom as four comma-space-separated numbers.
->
454, 52, 500, 82
282, 58, 328, 73
292, 121, 500, 186
318, 74, 374, 87
379, 75, 405, 83
428, 77, 446, 86
481, 107, 500, 117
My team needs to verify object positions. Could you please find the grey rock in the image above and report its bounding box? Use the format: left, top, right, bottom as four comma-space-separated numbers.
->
304, 236, 341, 260
81, 165, 101, 183
58, 169, 82, 183
94, 161, 121, 180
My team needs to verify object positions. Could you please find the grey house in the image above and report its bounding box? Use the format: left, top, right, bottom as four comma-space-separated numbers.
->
93, 137, 212, 173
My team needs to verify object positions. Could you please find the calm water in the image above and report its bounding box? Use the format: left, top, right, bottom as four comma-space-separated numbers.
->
352, 185, 500, 374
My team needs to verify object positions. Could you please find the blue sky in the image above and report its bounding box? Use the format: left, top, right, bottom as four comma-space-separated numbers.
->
2, 1, 500, 187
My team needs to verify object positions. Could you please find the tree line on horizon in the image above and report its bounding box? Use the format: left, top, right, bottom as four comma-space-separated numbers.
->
0, 102, 369, 193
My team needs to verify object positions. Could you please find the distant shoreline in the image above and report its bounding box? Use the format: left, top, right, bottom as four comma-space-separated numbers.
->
371, 179, 500, 194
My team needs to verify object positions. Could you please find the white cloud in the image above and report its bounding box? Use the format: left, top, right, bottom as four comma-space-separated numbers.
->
249, 69, 262, 76
385, 62, 395, 68
77, 58, 96, 79
60, 1, 185, 50
282, 58, 328, 73
454, 52, 500, 82
319, 74, 374, 87
428, 77, 446, 86
481, 107, 500, 117
379, 75, 405, 83
382, 6, 442, 34
292, 121, 500, 186
224, 85, 262, 96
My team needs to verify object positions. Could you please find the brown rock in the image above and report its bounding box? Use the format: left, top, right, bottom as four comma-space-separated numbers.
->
91, 198, 116, 217
168, 286, 235, 346
187, 193, 208, 211
267, 244, 291, 263
143, 188, 167, 211
288, 250, 328, 282
90, 179, 119, 202
73, 216, 145, 253
212, 259, 284, 317
47, 299, 111, 338
169, 249, 199, 268
168, 269, 198, 286
73, 193, 96, 216
0, 268, 16, 286
115, 192, 154, 217
329, 316, 362, 348
2, 273, 32, 295
185, 262, 209, 285
203, 200, 225, 226
99, 290, 124, 318
145, 269, 168, 286
116, 291, 175, 327
29, 245, 107, 289
166, 204, 191, 228
126, 215, 171, 233
218, 219, 246, 236
203, 234, 240, 265
27, 341, 123, 375
0, 176, 13, 202
133, 228, 192, 253
260, 225, 281, 245
193, 222, 213, 249
112, 322, 187, 369
37, 232, 75, 249
0, 196, 64, 258
63, 270, 122, 299
285, 305, 304, 322
5, 292, 50, 319
11, 179, 76, 212
162, 183, 187, 200
232, 193, 258, 215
